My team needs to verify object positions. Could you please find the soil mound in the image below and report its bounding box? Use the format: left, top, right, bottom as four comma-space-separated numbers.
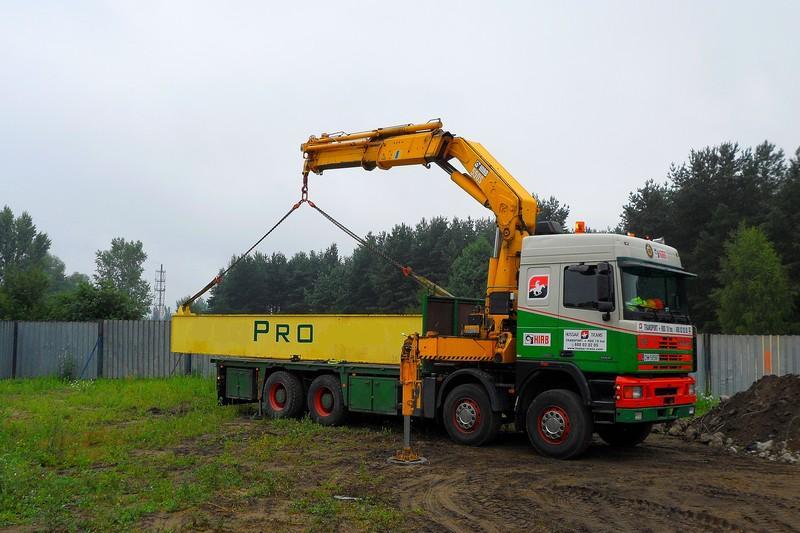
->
669, 374, 800, 462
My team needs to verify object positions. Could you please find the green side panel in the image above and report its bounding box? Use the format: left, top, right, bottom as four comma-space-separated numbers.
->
348, 376, 373, 412
615, 404, 694, 423
516, 309, 692, 375
347, 376, 398, 414
371, 378, 398, 415
225, 367, 255, 399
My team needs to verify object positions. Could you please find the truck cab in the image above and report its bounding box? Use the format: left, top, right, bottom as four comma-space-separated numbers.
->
514, 232, 697, 454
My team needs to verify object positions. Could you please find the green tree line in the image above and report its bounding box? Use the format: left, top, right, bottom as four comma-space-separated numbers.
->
619, 143, 799, 333
0, 206, 152, 321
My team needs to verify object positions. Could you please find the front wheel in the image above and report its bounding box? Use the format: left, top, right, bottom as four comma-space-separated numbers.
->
442, 383, 501, 446
526, 389, 592, 459
597, 423, 652, 447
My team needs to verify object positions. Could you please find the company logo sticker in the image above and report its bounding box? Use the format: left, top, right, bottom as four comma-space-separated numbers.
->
528, 275, 549, 299
564, 329, 607, 352
523, 332, 551, 347
645, 243, 654, 258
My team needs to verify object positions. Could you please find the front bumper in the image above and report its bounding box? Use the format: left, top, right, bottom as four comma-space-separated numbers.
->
615, 404, 695, 423
614, 375, 696, 423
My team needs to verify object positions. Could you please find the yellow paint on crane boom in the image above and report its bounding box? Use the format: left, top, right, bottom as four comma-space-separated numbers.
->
171, 314, 421, 365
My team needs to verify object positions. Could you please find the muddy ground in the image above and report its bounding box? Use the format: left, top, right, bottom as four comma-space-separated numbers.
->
150, 416, 800, 532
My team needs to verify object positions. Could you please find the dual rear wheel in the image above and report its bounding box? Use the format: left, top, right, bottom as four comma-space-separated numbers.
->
261, 372, 346, 425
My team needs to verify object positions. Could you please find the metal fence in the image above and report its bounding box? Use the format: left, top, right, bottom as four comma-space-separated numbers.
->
0, 320, 215, 380
0, 320, 798, 396
693, 334, 800, 397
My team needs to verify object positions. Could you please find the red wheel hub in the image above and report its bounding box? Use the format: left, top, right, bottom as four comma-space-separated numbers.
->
269, 382, 287, 411
313, 387, 334, 416
537, 405, 571, 444
452, 398, 481, 433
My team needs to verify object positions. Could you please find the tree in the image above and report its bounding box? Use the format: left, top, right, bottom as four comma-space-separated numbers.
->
765, 146, 800, 327
94, 238, 151, 317
48, 280, 141, 321
0, 206, 54, 319
534, 195, 570, 231
618, 180, 671, 239
714, 225, 792, 334
0, 267, 50, 320
447, 237, 492, 298
0, 206, 51, 281
42, 253, 89, 294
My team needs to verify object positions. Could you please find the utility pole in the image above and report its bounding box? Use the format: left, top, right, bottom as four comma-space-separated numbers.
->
152, 264, 167, 320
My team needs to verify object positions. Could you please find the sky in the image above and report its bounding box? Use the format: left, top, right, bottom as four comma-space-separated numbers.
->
1, 1, 798, 311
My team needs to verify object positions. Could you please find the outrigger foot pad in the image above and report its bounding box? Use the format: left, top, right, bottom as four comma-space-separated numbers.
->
387, 447, 428, 465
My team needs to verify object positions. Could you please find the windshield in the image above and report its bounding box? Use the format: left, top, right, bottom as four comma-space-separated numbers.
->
621, 266, 690, 324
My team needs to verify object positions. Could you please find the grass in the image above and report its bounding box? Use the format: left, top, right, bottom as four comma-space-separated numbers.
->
0, 377, 405, 531
694, 393, 720, 417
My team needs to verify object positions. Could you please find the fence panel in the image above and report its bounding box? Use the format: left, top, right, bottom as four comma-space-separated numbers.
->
0, 321, 14, 378
103, 320, 185, 379
692, 334, 706, 395
776, 336, 800, 376
189, 354, 217, 378
15, 322, 99, 379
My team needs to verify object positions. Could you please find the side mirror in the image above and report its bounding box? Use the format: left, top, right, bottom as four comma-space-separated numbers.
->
596, 262, 614, 319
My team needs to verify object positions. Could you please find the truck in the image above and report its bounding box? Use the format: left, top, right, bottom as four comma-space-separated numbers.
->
172, 120, 697, 459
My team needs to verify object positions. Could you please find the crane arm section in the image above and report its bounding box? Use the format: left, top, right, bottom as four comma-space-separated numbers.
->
301, 121, 538, 307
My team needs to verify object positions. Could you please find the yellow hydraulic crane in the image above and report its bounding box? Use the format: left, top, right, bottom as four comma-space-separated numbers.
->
302, 120, 539, 446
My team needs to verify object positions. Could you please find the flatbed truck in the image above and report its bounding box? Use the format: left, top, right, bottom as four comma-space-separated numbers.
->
172, 121, 697, 459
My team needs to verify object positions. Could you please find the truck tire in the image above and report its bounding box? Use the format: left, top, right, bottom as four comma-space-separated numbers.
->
526, 389, 592, 459
597, 423, 652, 447
307, 375, 347, 426
262, 371, 304, 419
442, 383, 501, 446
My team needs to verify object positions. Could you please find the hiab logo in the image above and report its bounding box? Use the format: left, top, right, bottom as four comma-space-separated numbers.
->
528, 275, 549, 299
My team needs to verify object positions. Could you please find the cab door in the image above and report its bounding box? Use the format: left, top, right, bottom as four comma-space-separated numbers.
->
557, 262, 619, 372
516, 265, 561, 361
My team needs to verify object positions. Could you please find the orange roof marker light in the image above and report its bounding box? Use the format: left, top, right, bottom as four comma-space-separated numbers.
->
574, 221, 586, 234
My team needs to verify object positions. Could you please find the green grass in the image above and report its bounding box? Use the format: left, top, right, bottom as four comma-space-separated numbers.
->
0, 377, 404, 531
694, 393, 720, 417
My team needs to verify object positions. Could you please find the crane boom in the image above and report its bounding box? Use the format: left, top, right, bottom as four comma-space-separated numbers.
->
302, 121, 539, 321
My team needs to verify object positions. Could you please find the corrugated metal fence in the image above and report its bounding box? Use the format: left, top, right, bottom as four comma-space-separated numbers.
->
693, 334, 800, 397
0, 321, 797, 396
0, 320, 215, 380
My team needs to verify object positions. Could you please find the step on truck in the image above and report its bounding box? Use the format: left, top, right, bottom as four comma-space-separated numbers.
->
172, 120, 697, 459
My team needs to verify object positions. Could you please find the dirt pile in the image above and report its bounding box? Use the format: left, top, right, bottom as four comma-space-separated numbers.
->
666, 374, 800, 463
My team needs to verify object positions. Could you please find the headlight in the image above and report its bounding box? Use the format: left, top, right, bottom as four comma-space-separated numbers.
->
623, 386, 643, 399
689, 383, 696, 395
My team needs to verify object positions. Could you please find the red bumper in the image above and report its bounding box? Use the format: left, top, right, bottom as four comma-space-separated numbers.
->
615, 375, 696, 409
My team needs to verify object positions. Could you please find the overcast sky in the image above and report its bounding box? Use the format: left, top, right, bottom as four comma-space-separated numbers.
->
1, 1, 798, 310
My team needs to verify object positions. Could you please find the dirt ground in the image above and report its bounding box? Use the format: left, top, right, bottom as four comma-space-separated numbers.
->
152, 417, 800, 533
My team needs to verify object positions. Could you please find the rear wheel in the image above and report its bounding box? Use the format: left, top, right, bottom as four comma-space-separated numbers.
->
526, 389, 592, 459
307, 375, 347, 426
442, 383, 501, 446
262, 371, 304, 418
597, 423, 653, 447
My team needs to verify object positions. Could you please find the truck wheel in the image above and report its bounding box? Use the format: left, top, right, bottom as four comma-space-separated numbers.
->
526, 389, 592, 459
307, 375, 347, 426
442, 383, 501, 446
597, 423, 652, 447
263, 371, 304, 418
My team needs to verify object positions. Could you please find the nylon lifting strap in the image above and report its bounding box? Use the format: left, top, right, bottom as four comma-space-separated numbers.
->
180, 201, 303, 311
308, 202, 454, 298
